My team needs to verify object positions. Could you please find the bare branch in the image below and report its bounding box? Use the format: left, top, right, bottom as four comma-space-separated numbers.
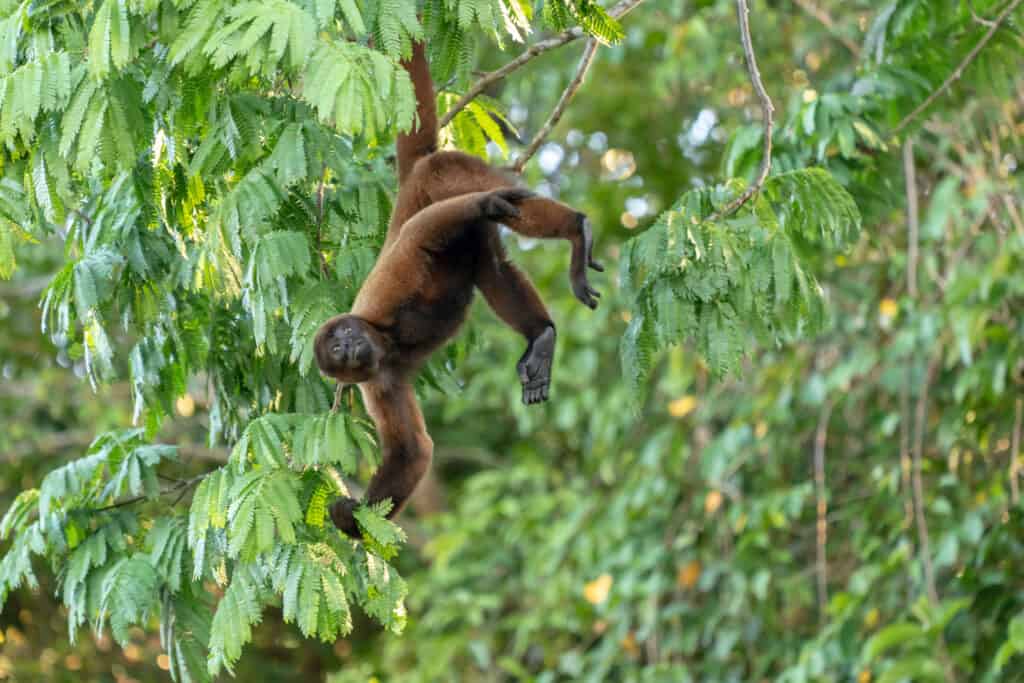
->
792, 0, 861, 56
708, 0, 775, 221
968, 0, 998, 27
899, 381, 915, 529
813, 399, 832, 623
95, 473, 206, 513
903, 139, 919, 298
912, 351, 942, 607
315, 165, 330, 279
1011, 397, 1022, 505
512, 39, 600, 174
437, 0, 644, 130
893, 0, 1024, 135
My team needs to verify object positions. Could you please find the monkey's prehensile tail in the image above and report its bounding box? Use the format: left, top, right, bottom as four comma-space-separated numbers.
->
396, 42, 437, 184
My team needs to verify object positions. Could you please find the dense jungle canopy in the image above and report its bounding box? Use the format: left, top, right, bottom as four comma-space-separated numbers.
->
1, 0, 1024, 681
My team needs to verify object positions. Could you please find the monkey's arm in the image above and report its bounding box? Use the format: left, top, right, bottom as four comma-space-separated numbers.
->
329, 381, 433, 538
352, 188, 533, 324
398, 188, 534, 251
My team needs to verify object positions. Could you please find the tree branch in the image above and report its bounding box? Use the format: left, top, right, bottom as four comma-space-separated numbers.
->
315, 165, 330, 279
904, 139, 919, 298
94, 473, 206, 512
512, 39, 600, 174
437, 0, 644, 130
912, 350, 942, 607
813, 399, 832, 624
1011, 397, 1022, 505
893, 0, 1024, 135
899, 138, 920, 532
709, 0, 775, 221
791, 0, 861, 56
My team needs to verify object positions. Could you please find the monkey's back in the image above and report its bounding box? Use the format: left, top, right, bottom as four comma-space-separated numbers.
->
385, 224, 487, 360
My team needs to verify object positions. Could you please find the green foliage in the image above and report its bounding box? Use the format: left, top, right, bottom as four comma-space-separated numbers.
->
543, 0, 624, 44
303, 42, 416, 139
207, 567, 264, 676
440, 95, 513, 158
619, 168, 861, 387
3, 0, 1023, 680
271, 542, 354, 641
39, 429, 175, 515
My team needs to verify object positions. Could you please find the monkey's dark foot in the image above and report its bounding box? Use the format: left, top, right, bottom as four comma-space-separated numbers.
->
329, 497, 362, 539
517, 326, 556, 405
570, 215, 603, 309
480, 187, 537, 220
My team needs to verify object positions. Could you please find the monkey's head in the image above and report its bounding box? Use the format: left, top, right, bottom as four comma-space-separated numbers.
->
314, 314, 387, 383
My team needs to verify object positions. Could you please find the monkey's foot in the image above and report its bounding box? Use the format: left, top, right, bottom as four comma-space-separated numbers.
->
480, 187, 537, 220
329, 497, 362, 539
517, 326, 556, 405
571, 216, 604, 309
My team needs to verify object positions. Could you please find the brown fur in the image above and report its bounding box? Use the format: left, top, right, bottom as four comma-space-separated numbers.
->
316, 42, 601, 538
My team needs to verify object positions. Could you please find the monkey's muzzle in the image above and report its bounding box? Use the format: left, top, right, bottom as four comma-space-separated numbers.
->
330, 337, 371, 369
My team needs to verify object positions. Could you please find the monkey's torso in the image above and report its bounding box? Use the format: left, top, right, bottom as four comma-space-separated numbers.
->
378, 222, 492, 364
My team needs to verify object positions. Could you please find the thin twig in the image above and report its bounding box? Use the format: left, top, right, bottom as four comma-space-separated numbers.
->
900, 138, 921, 532
912, 351, 942, 607
968, 0, 997, 27
94, 474, 206, 513
1011, 397, 1023, 505
813, 399, 832, 624
791, 0, 861, 55
899, 379, 915, 529
893, 0, 1024, 135
512, 39, 600, 173
904, 139, 919, 297
332, 382, 344, 412
708, 0, 775, 221
315, 165, 330, 279
437, 0, 644, 129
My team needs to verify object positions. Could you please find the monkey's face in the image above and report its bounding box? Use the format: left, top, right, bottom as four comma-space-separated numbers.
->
314, 314, 386, 383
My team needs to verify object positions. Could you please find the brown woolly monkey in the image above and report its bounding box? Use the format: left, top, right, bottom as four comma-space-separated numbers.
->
315, 42, 602, 538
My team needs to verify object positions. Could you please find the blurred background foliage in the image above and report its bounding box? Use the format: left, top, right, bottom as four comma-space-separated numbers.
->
1, 0, 1024, 681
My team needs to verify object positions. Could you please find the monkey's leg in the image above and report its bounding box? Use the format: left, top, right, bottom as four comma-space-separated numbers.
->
476, 233, 556, 405
503, 199, 604, 309
410, 152, 605, 307
329, 382, 433, 539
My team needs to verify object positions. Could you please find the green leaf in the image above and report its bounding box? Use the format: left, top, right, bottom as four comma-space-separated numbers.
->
862, 622, 922, 662
207, 569, 263, 676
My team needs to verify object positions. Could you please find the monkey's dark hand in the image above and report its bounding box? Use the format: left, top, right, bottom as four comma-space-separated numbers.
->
570, 216, 604, 309
517, 326, 555, 405
479, 187, 536, 220
329, 497, 362, 539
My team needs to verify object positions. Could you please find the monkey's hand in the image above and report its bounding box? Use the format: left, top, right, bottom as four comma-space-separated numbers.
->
329, 497, 362, 539
479, 187, 536, 220
570, 216, 604, 309
517, 326, 555, 405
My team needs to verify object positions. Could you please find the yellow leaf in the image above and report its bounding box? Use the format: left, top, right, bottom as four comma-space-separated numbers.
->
858, 670, 872, 683
583, 573, 613, 605
677, 560, 701, 589
878, 298, 898, 318
863, 607, 880, 629
668, 395, 697, 418
176, 394, 196, 417
803, 88, 818, 103
620, 631, 640, 658
704, 490, 723, 514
